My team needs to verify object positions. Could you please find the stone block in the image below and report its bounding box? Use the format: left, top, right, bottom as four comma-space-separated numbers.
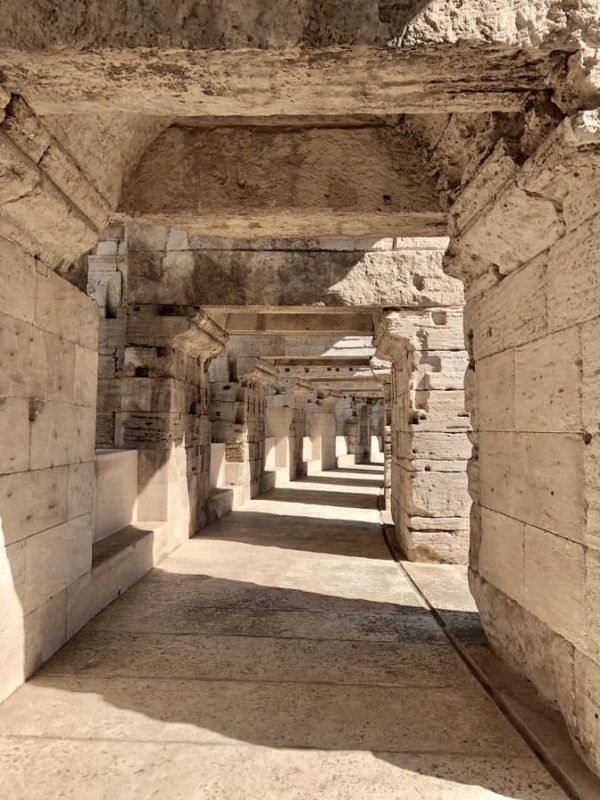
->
35, 329, 76, 404
0, 396, 30, 474
24, 590, 67, 677
0, 313, 35, 397
35, 268, 98, 349
0, 466, 68, 546
0, 539, 25, 636
87, 269, 122, 310
524, 525, 585, 647
547, 215, 600, 333
461, 184, 563, 276
120, 377, 187, 414
65, 570, 92, 639
74, 345, 99, 407
24, 513, 92, 614
410, 390, 469, 431
466, 258, 547, 360
401, 468, 469, 518
0, 622, 25, 702
479, 431, 585, 542
0, 237, 36, 323
514, 327, 582, 432
581, 316, 600, 435
95, 449, 138, 542
478, 507, 525, 605
574, 651, 600, 774
397, 431, 471, 461
478, 349, 514, 431
67, 461, 95, 520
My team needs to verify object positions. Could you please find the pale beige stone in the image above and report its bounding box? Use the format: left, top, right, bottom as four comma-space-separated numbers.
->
514, 327, 582, 433
0, 466, 68, 546
24, 514, 92, 614
524, 525, 585, 648
479, 508, 525, 605
478, 350, 514, 431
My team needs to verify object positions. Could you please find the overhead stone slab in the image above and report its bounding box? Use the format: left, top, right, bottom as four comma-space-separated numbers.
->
118, 124, 444, 238
126, 238, 462, 307
0, 48, 563, 117
223, 312, 374, 336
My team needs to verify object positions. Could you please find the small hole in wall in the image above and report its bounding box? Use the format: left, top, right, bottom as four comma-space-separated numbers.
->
382, 194, 391, 204
424, 465, 431, 472
413, 275, 425, 291
105, 307, 117, 320
135, 366, 149, 377
223, 385, 231, 391
285, 367, 290, 372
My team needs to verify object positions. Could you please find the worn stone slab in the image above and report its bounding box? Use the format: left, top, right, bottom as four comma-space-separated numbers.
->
0, 739, 569, 800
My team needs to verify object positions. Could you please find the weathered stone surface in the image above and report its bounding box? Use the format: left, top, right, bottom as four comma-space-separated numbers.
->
120, 125, 444, 238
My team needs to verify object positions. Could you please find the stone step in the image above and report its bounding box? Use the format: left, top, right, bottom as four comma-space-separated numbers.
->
206, 489, 235, 523
91, 522, 164, 618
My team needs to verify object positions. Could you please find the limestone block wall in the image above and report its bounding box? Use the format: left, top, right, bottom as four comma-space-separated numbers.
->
376, 309, 471, 563
0, 237, 98, 699
437, 109, 600, 773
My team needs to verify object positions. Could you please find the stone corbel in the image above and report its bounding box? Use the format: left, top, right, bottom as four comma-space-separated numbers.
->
316, 391, 343, 412
240, 358, 278, 389
0, 94, 111, 268
288, 379, 313, 408
127, 305, 228, 358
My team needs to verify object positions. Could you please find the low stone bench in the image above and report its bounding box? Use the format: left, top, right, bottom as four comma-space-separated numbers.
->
91, 522, 165, 617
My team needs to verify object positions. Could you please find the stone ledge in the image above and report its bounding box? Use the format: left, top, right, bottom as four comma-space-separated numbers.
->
91, 522, 163, 617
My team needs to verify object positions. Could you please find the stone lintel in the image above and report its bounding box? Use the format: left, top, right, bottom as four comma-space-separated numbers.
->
224, 312, 375, 336
0, 47, 562, 117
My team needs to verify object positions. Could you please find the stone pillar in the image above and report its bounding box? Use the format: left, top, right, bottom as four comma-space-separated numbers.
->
265, 388, 294, 486
209, 358, 277, 504
288, 380, 313, 479
307, 391, 342, 472
375, 308, 471, 563
116, 305, 227, 555
372, 358, 393, 507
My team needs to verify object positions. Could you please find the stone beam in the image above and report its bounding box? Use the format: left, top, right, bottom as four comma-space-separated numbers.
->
118, 124, 444, 238
270, 356, 371, 368
223, 312, 374, 336
0, 46, 564, 117
126, 229, 462, 307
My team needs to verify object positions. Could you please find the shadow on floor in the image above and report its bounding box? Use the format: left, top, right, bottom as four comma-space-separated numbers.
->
258, 487, 378, 509
295, 475, 383, 488
21, 573, 549, 800
0, 463, 560, 800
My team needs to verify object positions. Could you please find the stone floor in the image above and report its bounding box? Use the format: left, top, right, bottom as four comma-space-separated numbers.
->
0, 462, 569, 799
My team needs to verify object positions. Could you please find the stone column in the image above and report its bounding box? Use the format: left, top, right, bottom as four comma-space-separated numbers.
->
116, 305, 227, 556
375, 308, 471, 563
209, 358, 278, 504
307, 391, 343, 472
371, 358, 393, 507
288, 380, 313, 479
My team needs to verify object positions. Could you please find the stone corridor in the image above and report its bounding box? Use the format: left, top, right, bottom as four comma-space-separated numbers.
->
0, 461, 568, 799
